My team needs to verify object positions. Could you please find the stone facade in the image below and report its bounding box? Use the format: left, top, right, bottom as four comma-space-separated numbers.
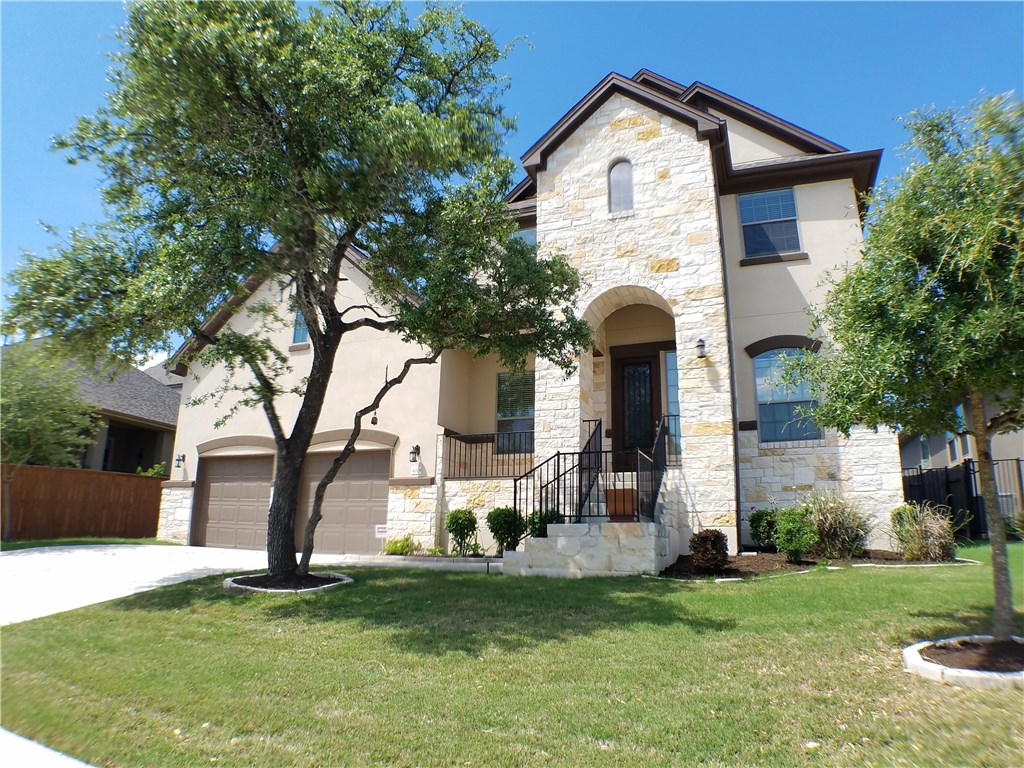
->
441, 477, 516, 555
157, 485, 195, 544
737, 426, 905, 549
385, 481, 440, 550
503, 521, 661, 578
531, 92, 737, 562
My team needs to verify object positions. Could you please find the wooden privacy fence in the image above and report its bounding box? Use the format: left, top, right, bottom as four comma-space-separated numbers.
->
2, 464, 163, 541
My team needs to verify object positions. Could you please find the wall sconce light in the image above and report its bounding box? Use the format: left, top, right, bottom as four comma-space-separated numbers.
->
695, 338, 707, 359
174, 454, 185, 468
409, 445, 421, 463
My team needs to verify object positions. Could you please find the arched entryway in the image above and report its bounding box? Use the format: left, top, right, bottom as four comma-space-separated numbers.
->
581, 286, 678, 460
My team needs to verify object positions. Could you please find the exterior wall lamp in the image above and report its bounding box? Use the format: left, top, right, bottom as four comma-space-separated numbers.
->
409, 445, 420, 463
174, 454, 185, 468
695, 339, 707, 359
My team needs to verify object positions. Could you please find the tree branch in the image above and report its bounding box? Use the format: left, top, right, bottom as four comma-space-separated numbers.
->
296, 348, 441, 573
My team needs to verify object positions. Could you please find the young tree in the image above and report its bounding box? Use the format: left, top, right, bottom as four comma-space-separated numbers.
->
0, 343, 102, 539
4, 2, 590, 576
790, 95, 1023, 639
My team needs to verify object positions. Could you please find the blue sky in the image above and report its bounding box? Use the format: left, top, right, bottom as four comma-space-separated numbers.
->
3, 1, 1022, 290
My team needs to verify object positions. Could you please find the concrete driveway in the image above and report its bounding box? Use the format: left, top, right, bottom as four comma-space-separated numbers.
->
0, 543, 351, 626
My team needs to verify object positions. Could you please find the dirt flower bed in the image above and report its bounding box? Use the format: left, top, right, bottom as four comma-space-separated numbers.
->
660, 549, 930, 580
920, 638, 1024, 673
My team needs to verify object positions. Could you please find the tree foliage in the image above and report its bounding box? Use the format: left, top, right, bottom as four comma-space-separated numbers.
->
3, 1, 591, 576
0, 343, 101, 469
790, 95, 1023, 638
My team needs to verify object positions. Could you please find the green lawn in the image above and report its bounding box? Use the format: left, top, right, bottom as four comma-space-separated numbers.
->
0, 536, 172, 551
2, 543, 1021, 767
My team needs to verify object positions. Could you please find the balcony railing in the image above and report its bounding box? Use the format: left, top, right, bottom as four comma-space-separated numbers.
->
443, 430, 534, 479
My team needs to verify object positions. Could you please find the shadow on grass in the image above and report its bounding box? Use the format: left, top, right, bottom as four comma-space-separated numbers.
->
118, 567, 737, 656
900, 606, 1024, 644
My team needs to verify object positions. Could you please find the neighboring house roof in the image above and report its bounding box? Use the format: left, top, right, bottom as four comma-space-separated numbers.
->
74, 363, 180, 429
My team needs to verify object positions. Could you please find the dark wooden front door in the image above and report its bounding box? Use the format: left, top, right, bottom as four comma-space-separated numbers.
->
611, 342, 671, 465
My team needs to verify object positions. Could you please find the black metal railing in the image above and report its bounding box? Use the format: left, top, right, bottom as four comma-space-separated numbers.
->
444, 430, 534, 479
512, 415, 683, 542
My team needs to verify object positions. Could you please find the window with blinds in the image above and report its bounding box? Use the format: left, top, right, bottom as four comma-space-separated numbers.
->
496, 371, 535, 454
738, 188, 801, 258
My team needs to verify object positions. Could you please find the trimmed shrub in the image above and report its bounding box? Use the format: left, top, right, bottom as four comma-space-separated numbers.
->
775, 506, 819, 563
527, 509, 563, 539
748, 507, 778, 551
444, 508, 477, 556
891, 502, 956, 561
689, 529, 729, 574
806, 491, 872, 558
486, 507, 523, 554
383, 534, 419, 556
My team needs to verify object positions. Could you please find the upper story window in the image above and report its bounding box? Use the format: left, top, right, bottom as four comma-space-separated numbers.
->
739, 188, 801, 258
608, 159, 633, 213
292, 310, 309, 344
754, 348, 820, 443
496, 371, 535, 454
514, 228, 537, 247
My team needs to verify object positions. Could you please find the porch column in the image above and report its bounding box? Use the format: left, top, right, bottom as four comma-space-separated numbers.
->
532, 354, 583, 462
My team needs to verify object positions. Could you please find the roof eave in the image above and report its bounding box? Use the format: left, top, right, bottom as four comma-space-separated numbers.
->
520, 72, 723, 177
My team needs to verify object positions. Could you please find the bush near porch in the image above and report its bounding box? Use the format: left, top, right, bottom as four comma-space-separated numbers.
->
1, 543, 1021, 767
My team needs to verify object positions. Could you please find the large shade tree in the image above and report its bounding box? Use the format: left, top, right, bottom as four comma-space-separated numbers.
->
790, 95, 1023, 639
5, 1, 590, 577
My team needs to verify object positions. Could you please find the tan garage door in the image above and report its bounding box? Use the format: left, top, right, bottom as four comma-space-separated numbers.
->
296, 451, 391, 555
195, 456, 274, 549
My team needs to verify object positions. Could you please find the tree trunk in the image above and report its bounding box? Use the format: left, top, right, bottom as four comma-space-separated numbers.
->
968, 391, 1015, 641
266, 452, 303, 577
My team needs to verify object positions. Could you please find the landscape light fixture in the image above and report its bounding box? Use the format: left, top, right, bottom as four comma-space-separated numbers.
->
695, 338, 707, 359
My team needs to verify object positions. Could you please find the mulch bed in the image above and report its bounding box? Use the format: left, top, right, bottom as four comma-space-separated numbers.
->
659, 549, 934, 580
233, 572, 345, 590
920, 639, 1024, 673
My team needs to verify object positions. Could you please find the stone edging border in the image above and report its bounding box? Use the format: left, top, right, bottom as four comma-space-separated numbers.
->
902, 635, 1024, 689
224, 573, 354, 594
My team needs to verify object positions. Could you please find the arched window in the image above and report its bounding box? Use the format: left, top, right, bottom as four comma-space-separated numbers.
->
608, 160, 633, 213
753, 348, 820, 442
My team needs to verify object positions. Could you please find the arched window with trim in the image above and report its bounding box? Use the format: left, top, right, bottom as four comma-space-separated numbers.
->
753, 348, 820, 442
608, 159, 633, 213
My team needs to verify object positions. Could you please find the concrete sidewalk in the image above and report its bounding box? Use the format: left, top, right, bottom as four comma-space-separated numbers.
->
1, 543, 502, 766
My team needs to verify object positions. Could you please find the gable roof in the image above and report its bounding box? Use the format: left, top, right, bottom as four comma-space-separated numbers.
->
519, 72, 723, 177
507, 69, 881, 213
169, 246, 373, 376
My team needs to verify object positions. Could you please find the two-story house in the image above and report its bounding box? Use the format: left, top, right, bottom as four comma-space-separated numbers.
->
158, 70, 906, 575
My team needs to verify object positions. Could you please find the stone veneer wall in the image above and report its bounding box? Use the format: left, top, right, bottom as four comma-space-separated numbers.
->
385, 482, 439, 550
532, 91, 737, 542
158, 485, 195, 543
737, 426, 905, 550
441, 477, 516, 555
503, 522, 660, 577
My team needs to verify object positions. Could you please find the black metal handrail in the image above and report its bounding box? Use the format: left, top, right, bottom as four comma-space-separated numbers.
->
444, 430, 534, 479
512, 415, 681, 542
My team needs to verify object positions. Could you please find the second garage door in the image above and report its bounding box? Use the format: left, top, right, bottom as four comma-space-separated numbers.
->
296, 451, 391, 555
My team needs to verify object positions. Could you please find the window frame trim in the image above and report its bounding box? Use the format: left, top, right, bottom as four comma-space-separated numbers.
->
737, 187, 803, 259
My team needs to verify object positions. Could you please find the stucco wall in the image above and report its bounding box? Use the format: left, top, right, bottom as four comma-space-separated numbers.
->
168, 259, 445, 490
708, 108, 811, 165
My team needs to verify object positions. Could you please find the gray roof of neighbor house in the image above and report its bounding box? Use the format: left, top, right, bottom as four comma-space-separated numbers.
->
74, 363, 181, 429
